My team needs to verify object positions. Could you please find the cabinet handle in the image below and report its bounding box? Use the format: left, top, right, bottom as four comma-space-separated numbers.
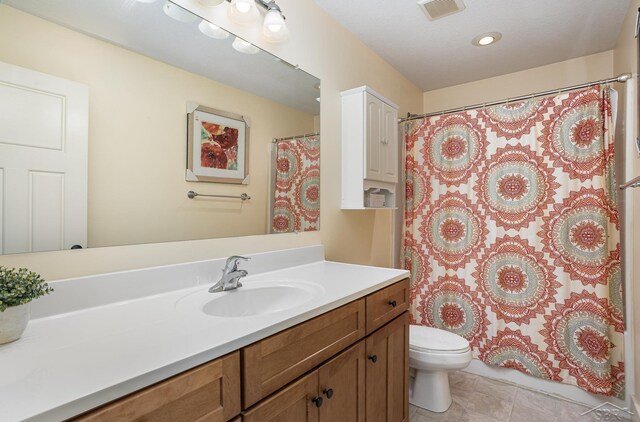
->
323, 388, 334, 399
388, 300, 397, 308
312, 396, 324, 407
368, 354, 378, 363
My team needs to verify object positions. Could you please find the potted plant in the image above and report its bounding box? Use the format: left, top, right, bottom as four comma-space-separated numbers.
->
0, 267, 53, 345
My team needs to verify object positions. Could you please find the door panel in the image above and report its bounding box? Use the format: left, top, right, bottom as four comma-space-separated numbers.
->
0, 61, 88, 254
366, 313, 409, 422
318, 341, 365, 422
382, 103, 398, 183
243, 371, 319, 422
30, 171, 65, 252
365, 93, 382, 180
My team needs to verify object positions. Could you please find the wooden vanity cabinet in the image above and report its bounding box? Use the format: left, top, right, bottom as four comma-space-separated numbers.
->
243, 342, 366, 422
243, 278, 409, 422
72, 351, 241, 422
70, 279, 409, 422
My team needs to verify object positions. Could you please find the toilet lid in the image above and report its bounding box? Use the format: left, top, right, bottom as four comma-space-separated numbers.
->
410, 325, 470, 353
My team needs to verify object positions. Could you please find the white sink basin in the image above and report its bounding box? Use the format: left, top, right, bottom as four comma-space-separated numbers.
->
176, 279, 324, 318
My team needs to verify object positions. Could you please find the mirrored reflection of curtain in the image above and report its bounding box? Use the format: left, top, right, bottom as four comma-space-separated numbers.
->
403, 86, 624, 397
271, 135, 320, 233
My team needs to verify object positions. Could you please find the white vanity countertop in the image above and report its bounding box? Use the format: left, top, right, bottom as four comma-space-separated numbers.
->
0, 247, 409, 421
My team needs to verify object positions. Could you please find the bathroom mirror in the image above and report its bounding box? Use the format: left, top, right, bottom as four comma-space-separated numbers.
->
0, 0, 320, 254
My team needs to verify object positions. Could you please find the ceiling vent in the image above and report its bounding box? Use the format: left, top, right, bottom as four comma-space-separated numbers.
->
418, 0, 466, 21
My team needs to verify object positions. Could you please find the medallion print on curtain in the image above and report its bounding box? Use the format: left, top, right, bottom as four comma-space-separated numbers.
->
271, 135, 320, 233
403, 86, 623, 397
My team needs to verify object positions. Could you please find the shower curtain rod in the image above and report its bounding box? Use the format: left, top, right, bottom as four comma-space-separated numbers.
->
272, 132, 320, 143
399, 73, 633, 123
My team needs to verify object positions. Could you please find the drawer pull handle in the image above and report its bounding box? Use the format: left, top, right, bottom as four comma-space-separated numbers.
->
323, 388, 334, 399
312, 396, 324, 408
368, 354, 378, 363
388, 300, 397, 308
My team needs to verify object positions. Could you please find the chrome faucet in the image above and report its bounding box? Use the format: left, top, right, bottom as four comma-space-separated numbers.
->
209, 255, 250, 293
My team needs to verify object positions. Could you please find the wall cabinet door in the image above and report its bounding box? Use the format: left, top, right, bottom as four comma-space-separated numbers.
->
382, 103, 398, 184
318, 341, 366, 422
365, 313, 409, 422
364, 93, 398, 184
365, 93, 383, 181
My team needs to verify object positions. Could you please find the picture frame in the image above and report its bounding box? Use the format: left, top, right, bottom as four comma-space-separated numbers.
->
186, 103, 250, 184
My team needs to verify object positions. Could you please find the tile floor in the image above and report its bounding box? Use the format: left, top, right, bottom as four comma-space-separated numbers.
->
409, 371, 601, 422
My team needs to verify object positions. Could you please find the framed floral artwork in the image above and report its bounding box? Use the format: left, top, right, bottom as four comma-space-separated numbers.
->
186, 103, 250, 184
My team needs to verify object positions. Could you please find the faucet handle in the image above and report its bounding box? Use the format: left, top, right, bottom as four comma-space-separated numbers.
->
224, 255, 250, 271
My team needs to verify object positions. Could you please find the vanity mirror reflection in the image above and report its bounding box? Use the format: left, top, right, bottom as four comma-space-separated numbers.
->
0, 0, 320, 255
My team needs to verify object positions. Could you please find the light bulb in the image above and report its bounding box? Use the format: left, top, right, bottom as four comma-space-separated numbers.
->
478, 36, 495, 45
198, 20, 230, 39
262, 7, 288, 43
227, 0, 258, 24
471, 32, 502, 47
236, 1, 251, 13
232, 37, 259, 54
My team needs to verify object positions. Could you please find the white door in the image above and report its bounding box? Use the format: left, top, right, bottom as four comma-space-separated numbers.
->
0, 61, 88, 254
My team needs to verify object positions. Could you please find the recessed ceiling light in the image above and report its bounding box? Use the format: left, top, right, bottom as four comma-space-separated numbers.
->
472, 32, 502, 47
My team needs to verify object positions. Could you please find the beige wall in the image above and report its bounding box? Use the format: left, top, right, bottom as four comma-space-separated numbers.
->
423, 50, 614, 113
613, 0, 640, 411
0, 0, 423, 279
0, 5, 315, 248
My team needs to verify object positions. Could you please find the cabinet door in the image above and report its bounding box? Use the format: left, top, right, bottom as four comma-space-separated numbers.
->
243, 371, 319, 422
318, 341, 366, 422
365, 313, 409, 422
382, 103, 398, 184
365, 93, 383, 181
74, 351, 241, 422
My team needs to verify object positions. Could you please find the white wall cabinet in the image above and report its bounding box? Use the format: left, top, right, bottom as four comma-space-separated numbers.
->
341, 86, 399, 209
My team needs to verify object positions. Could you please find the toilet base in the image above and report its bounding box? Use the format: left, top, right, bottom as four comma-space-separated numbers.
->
409, 369, 452, 413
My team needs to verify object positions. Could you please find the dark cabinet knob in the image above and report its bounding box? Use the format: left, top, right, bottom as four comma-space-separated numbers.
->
368, 354, 378, 363
388, 300, 397, 308
312, 396, 323, 407
70, 244, 83, 250
323, 388, 334, 399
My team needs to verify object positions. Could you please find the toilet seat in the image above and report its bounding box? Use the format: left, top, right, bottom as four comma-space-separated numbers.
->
409, 325, 470, 354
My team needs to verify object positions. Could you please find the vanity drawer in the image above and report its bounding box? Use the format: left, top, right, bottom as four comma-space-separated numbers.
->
242, 299, 366, 408
365, 279, 409, 334
73, 351, 241, 422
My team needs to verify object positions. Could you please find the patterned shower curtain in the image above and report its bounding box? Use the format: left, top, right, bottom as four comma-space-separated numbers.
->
403, 86, 624, 397
271, 135, 320, 233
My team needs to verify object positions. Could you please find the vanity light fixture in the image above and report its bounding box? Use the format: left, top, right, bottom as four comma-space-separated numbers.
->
163, 0, 199, 22
232, 36, 260, 54
198, 20, 230, 39
219, 0, 288, 43
471, 32, 502, 47
262, 2, 288, 42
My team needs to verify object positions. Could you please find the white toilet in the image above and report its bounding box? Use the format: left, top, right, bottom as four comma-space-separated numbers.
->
409, 325, 473, 413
